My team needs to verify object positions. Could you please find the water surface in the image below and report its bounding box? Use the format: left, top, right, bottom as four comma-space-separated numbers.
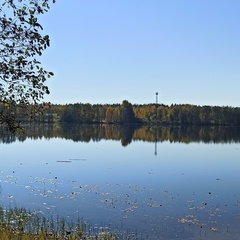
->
0, 125, 240, 239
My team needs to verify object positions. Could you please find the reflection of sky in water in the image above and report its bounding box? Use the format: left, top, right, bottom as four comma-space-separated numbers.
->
0, 138, 240, 238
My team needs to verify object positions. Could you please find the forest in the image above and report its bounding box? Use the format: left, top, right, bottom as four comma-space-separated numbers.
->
42, 100, 240, 126
2, 100, 240, 127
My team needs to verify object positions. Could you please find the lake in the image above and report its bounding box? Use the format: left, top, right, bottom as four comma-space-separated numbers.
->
0, 124, 240, 239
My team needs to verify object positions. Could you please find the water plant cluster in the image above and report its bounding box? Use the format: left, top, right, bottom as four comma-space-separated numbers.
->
0, 207, 116, 239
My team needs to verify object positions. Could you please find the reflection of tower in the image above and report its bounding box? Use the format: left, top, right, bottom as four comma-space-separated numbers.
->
154, 140, 157, 156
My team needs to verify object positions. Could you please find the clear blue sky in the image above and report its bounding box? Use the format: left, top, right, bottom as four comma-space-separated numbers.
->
40, 0, 240, 106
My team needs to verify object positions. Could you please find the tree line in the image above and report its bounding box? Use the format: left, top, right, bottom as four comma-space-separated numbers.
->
2, 100, 240, 127
46, 100, 240, 126
59, 100, 136, 124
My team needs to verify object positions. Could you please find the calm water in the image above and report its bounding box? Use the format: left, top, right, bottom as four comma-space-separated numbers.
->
0, 125, 240, 239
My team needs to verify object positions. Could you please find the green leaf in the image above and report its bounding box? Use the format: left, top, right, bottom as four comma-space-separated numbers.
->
29, 9, 35, 15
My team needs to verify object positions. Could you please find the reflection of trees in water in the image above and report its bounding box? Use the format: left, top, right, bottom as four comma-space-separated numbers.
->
0, 127, 17, 144
60, 123, 139, 146
120, 125, 136, 147
1, 124, 240, 145
136, 125, 240, 144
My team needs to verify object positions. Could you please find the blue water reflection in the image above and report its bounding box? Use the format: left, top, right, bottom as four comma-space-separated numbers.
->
0, 133, 240, 239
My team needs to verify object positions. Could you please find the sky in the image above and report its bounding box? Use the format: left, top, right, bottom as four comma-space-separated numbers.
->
39, 0, 240, 107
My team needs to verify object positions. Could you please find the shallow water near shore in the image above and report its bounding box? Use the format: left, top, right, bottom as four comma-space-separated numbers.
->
0, 125, 240, 239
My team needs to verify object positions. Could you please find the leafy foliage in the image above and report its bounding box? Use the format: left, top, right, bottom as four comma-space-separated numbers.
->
0, 0, 55, 131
